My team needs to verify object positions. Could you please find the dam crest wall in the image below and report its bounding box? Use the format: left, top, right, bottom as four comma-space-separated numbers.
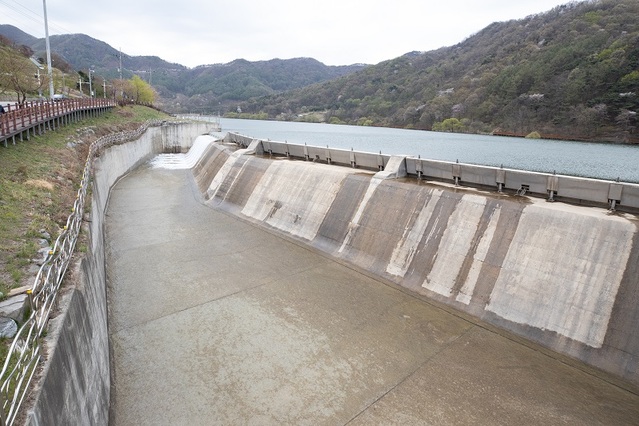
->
224, 133, 639, 213
191, 137, 639, 390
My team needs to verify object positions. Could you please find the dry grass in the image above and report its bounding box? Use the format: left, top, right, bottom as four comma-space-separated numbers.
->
0, 104, 169, 296
24, 179, 55, 191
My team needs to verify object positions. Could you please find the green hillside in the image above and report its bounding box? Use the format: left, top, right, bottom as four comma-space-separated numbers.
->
0, 24, 366, 114
240, 0, 639, 142
3, 0, 637, 141
162, 58, 365, 113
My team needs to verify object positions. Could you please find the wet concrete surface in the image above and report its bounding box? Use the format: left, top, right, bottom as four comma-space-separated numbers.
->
106, 165, 639, 425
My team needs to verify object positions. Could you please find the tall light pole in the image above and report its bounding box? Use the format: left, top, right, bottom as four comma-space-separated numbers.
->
88, 68, 94, 98
118, 48, 123, 80
118, 48, 124, 99
42, 0, 54, 99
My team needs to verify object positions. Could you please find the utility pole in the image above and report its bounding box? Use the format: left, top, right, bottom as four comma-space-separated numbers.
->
88, 68, 93, 98
42, 0, 55, 99
118, 48, 123, 80
118, 48, 124, 99
103, 79, 106, 98
36, 68, 42, 98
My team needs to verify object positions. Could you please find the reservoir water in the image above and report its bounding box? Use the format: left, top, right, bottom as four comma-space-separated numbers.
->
218, 118, 639, 183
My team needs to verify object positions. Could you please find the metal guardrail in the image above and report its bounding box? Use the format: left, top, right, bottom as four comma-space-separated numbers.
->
0, 119, 163, 426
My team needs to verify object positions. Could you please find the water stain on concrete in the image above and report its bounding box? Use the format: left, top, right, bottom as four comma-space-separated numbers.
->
107, 162, 639, 425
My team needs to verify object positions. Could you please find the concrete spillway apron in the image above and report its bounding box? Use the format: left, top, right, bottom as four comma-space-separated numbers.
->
106, 164, 639, 425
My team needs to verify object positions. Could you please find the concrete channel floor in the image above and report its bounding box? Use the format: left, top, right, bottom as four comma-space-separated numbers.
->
106, 165, 639, 426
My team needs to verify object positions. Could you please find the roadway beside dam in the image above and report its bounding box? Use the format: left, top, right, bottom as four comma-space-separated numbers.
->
190, 136, 639, 390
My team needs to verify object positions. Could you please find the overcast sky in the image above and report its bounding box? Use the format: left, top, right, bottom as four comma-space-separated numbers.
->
1, 0, 572, 68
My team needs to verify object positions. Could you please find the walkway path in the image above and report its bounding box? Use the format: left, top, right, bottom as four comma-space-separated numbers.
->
106, 164, 639, 425
0, 98, 114, 147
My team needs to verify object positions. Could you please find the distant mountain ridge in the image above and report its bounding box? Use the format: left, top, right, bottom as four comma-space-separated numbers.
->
0, 24, 366, 112
0, 24, 37, 46
238, 0, 639, 142
3, 0, 638, 142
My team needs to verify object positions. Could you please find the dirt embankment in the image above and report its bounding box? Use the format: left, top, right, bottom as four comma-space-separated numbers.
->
0, 106, 168, 296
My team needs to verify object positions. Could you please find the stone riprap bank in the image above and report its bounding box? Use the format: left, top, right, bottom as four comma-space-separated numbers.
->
192, 135, 639, 390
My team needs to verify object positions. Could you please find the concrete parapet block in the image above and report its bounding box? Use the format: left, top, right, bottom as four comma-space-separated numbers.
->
374, 155, 407, 180
608, 182, 623, 201
246, 139, 264, 155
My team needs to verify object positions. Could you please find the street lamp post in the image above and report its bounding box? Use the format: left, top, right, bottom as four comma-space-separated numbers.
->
42, 0, 55, 99
88, 68, 94, 98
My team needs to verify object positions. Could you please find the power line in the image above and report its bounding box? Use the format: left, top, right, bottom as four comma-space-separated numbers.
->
0, 0, 74, 36
0, 0, 40, 20
0, 1, 44, 36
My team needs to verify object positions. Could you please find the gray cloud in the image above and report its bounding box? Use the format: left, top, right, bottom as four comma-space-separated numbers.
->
1, 0, 571, 67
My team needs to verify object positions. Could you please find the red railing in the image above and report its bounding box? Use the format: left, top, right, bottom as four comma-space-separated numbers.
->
0, 98, 116, 142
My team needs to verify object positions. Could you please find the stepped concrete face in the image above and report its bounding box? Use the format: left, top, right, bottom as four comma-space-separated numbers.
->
188, 141, 639, 388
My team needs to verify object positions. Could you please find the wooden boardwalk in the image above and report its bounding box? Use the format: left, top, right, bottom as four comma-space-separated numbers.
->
0, 98, 116, 147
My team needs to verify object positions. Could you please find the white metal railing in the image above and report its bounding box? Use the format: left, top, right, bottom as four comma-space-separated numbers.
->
0, 119, 163, 426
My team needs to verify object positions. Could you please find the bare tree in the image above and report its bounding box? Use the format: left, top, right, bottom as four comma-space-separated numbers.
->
616, 109, 637, 140
111, 79, 134, 101
0, 49, 47, 104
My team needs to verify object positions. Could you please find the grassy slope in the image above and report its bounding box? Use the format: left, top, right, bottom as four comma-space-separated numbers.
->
0, 105, 169, 296
0, 105, 169, 411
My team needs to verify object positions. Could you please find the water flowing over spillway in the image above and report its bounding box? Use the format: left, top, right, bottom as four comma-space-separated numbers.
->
149, 136, 215, 169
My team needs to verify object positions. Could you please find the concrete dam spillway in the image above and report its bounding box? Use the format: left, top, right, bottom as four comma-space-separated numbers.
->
108, 130, 639, 424
187, 135, 639, 384
31, 124, 639, 424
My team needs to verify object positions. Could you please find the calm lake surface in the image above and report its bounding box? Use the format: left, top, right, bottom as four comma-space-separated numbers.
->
218, 118, 639, 183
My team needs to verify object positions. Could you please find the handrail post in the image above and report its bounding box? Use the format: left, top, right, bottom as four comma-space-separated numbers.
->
0, 392, 6, 426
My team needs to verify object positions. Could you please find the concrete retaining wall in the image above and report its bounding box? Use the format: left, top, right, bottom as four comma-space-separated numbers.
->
26, 122, 210, 425
193, 140, 639, 390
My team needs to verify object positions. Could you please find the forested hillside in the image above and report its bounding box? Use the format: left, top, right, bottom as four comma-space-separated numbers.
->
240, 0, 639, 142
163, 58, 365, 113
2, 0, 637, 141
0, 25, 366, 113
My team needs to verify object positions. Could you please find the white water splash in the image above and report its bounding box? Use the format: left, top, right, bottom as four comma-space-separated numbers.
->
150, 135, 215, 169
